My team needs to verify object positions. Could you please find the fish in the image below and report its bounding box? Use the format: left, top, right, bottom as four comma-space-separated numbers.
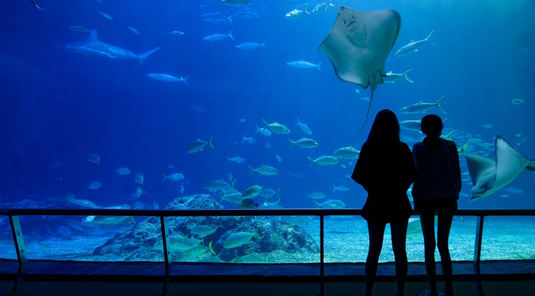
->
241, 185, 263, 198
29, 0, 45, 11
395, 30, 435, 57
306, 192, 327, 200
286, 60, 322, 71
249, 165, 279, 176
147, 73, 189, 84
135, 186, 146, 198
333, 147, 360, 160
275, 154, 283, 163
285, 8, 305, 20
259, 187, 280, 199
235, 42, 266, 50
228, 156, 245, 163
87, 153, 100, 167
399, 120, 422, 132
384, 68, 414, 83
168, 235, 202, 251
289, 138, 318, 148
162, 173, 185, 182
296, 117, 312, 135
223, 229, 259, 249
127, 26, 140, 35
281, 216, 313, 226
98, 11, 114, 20
239, 198, 258, 209
318, 6, 401, 145
115, 167, 131, 175
187, 136, 214, 153
511, 98, 524, 104
82, 215, 135, 227
204, 179, 234, 192
242, 136, 255, 144
255, 124, 272, 136
306, 1, 334, 15
332, 185, 349, 192
88, 181, 102, 190
314, 199, 346, 209
262, 119, 290, 134
202, 31, 234, 41
64, 30, 159, 65
69, 26, 90, 32
167, 31, 185, 36
134, 172, 144, 184
307, 155, 339, 166
261, 198, 281, 208
219, 190, 244, 205
400, 95, 447, 114
189, 225, 217, 238
463, 135, 532, 201
65, 193, 98, 209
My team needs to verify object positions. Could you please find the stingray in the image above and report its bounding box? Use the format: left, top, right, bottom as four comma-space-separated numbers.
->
463, 135, 532, 202
318, 6, 401, 142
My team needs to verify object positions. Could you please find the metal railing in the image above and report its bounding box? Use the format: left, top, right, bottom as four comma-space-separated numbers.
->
1, 208, 534, 296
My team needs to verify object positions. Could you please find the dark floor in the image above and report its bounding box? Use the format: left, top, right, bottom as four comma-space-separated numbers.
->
1, 278, 534, 296
1, 260, 534, 296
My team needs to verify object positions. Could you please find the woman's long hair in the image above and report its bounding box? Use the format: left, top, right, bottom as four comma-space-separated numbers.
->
364, 109, 400, 148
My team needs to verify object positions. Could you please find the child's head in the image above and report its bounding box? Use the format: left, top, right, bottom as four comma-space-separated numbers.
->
421, 114, 442, 137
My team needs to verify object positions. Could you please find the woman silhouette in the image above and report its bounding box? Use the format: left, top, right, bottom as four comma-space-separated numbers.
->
352, 109, 417, 296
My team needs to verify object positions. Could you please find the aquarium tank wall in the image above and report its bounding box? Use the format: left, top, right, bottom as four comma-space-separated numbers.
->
0, 0, 534, 264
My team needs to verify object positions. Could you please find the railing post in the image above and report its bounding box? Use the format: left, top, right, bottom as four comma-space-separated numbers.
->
320, 215, 325, 296
9, 215, 27, 295
474, 215, 484, 296
160, 216, 172, 296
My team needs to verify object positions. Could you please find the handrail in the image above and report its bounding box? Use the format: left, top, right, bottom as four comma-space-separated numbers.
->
2, 208, 534, 296
2, 208, 534, 216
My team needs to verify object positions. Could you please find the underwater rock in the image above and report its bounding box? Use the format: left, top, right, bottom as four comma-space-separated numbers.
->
91, 194, 320, 263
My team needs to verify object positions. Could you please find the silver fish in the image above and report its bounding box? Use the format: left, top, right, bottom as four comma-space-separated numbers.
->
65, 30, 159, 65
395, 30, 435, 57
400, 95, 447, 114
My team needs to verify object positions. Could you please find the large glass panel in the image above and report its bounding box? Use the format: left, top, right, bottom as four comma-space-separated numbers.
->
323, 215, 367, 263
167, 215, 320, 264
322, 214, 478, 263
481, 216, 535, 261
18, 215, 160, 261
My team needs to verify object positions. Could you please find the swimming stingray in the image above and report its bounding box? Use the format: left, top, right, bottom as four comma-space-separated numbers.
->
318, 6, 401, 142
463, 135, 533, 202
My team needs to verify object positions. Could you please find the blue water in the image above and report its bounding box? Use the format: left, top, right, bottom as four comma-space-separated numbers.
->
0, 0, 534, 213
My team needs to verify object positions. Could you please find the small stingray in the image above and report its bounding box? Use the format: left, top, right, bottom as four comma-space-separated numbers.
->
318, 6, 401, 143
463, 135, 532, 202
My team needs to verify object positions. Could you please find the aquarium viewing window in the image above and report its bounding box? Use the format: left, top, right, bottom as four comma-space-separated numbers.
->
0, 1, 534, 295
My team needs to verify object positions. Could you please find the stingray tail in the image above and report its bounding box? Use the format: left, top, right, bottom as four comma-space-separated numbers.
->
354, 87, 374, 146
303, 87, 374, 190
